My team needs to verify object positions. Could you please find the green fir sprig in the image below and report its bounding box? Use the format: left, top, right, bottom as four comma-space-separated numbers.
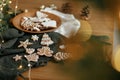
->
0, 4, 14, 32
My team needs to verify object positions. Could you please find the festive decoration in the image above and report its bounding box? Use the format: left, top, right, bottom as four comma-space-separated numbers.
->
80, 5, 90, 20
40, 5, 45, 10
28, 63, 32, 80
0, 32, 4, 43
0, 0, 16, 47
31, 35, 39, 41
49, 4, 57, 10
112, 46, 120, 72
13, 55, 22, 61
21, 18, 41, 31
59, 45, 65, 49
18, 39, 33, 48
0, 6, 13, 32
61, 2, 72, 13
17, 65, 23, 69
74, 20, 92, 42
41, 33, 54, 46
14, 0, 18, 15
0, 1, 112, 80
9, 0, 12, 4
37, 46, 53, 57
26, 48, 35, 54
54, 52, 69, 61
36, 11, 48, 18
0, 0, 10, 11
24, 9, 28, 13
40, 4, 57, 11
20, 11, 57, 32
24, 54, 39, 62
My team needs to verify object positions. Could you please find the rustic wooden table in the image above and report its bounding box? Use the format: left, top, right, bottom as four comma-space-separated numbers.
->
10, 0, 115, 80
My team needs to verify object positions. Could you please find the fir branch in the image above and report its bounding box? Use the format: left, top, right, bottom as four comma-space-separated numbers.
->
89, 35, 111, 45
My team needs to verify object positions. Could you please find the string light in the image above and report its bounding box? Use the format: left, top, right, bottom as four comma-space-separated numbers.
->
0, 7, 3, 11
0, 19, 2, 22
18, 65, 23, 69
15, 5, 18, 9
3, 3, 6, 6
40, 5, 45, 10
17, 60, 23, 70
9, 1, 12, 4
28, 62, 31, 80
0, 0, 3, 12
0, 0, 9, 12
24, 9, 28, 13
2, 40, 4, 43
15, 0, 18, 15
0, 33, 4, 44
0, 1, 4, 43
119, 11, 120, 18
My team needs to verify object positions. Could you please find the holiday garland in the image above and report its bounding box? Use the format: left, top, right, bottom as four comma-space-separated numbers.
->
0, 4, 13, 32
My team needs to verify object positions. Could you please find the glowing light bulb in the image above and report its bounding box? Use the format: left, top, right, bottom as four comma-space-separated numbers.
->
0, 19, 2, 22
2, 40, 4, 43
24, 9, 28, 13
3, 3, 6, 6
9, 1, 12, 4
15, 5, 18, 9
40, 5, 45, 10
0, 7, 3, 11
28, 63, 31, 67
18, 65, 23, 69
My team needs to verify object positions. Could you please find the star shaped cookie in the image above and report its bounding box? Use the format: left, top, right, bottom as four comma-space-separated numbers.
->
31, 35, 39, 41
18, 39, 33, 48
13, 55, 22, 61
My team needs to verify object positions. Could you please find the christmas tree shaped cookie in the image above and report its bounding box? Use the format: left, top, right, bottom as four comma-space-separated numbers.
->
41, 33, 54, 46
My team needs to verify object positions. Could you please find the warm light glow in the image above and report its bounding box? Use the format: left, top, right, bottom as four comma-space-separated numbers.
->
24, 9, 28, 13
119, 11, 120, 18
28, 63, 31, 67
18, 65, 23, 69
3, 3, 6, 6
112, 46, 120, 72
2, 40, 4, 43
8, 11, 13, 14
14, 0, 18, 15
0, 7, 3, 11
15, 5, 18, 9
0, 19, 2, 22
9, 1, 12, 4
40, 5, 45, 9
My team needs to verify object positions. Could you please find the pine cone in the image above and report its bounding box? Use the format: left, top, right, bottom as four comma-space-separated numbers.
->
80, 5, 90, 20
61, 2, 72, 13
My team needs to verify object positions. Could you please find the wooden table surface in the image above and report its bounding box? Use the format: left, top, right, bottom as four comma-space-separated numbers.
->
10, 0, 116, 80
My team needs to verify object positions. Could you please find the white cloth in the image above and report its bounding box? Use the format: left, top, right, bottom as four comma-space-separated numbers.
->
41, 7, 80, 38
